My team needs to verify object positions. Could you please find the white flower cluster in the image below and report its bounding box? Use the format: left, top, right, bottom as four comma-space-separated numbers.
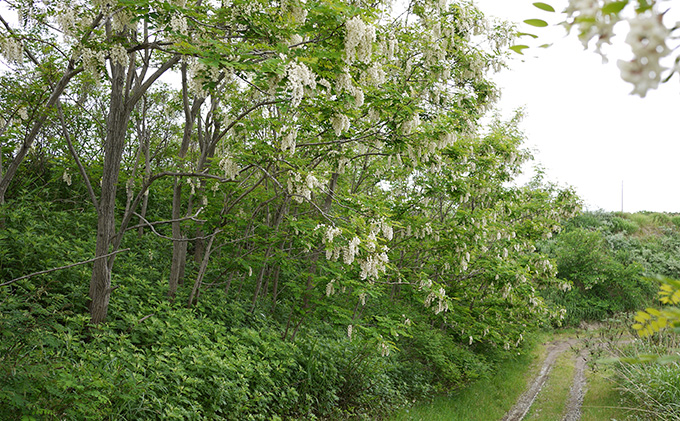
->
409, 222, 433, 240
425, 287, 449, 314
170, 13, 189, 37
566, 0, 599, 16
109, 44, 129, 68
358, 251, 388, 281
344, 236, 361, 265
379, 340, 390, 357
280, 126, 298, 155
0, 36, 23, 63
219, 155, 240, 180
285, 60, 317, 107
325, 279, 335, 297
17, 107, 28, 120
321, 225, 342, 244
344, 16, 375, 65
618, 12, 670, 97
566, 0, 616, 55
62, 170, 72, 186
81, 48, 106, 79
289, 34, 304, 46
364, 62, 386, 86
334, 68, 366, 109
567, 2, 674, 97
93, 0, 116, 10
112, 9, 136, 33
381, 220, 393, 241
187, 58, 221, 98
331, 113, 350, 136
287, 171, 322, 203
501, 283, 512, 299
56, 8, 77, 38
187, 177, 196, 195
400, 113, 420, 135
281, 0, 308, 24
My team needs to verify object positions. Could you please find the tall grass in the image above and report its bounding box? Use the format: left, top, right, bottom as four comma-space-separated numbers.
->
613, 335, 680, 420
581, 365, 635, 421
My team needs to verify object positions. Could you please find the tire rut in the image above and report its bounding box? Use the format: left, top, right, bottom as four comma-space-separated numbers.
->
501, 338, 579, 421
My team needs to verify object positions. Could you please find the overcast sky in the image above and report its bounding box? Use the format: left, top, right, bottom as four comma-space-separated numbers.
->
474, 0, 680, 213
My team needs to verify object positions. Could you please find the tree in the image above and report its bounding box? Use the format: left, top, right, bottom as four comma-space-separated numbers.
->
0, 0, 580, 341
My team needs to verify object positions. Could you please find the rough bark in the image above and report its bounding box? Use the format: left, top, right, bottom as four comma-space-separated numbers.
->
168, 63, 203, 297
89, 62, 129, 324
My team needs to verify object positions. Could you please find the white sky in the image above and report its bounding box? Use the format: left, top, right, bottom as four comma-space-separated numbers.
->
475, 0, 680, 213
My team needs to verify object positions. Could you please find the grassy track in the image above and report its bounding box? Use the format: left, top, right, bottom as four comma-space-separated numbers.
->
390, 332, 550, 421
390, 329, 635, 421
524, 349, 574, 420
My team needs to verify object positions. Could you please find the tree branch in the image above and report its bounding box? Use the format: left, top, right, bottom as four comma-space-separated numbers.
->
0, 249, 130, 288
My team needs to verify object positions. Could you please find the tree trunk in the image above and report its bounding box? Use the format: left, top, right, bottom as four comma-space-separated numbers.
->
89, 62, 129, 324
168, 64, 203, 296
168, 177, 188, 300
137, 137, 151, 237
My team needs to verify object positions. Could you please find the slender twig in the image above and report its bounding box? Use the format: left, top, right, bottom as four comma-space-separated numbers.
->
0, 249, 130, 287
56, 101, 100, 212
133, 211, 220, 242
125, 210, 207, 232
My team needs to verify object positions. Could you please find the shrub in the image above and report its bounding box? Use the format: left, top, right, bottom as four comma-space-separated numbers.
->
611, 216, 639, 234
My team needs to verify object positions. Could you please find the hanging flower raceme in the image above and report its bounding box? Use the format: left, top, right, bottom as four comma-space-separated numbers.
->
344, 16, 375, 65
617, 12, 670, 97
285, 60, 317, 107
219, 155, 240, 180
280, 125, 298, 155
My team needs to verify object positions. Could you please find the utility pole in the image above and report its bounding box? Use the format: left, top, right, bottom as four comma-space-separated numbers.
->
621, 180, 624, 213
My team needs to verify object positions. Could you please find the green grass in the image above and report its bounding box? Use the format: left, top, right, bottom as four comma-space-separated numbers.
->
390, 329, 639, 421
525, 350, 574, 420
390, 332, 551, 421
581, 366, 635, 421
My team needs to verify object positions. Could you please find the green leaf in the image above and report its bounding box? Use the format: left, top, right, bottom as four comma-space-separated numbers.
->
524, 19, 549, 27
539, 44, 552, 48
509, 45, 530, 55
517, 32, 539, 39
533, 2, 556, 12
602, 1, 628, 14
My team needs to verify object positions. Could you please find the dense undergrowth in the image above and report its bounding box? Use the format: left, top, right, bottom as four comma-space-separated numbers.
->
0, 195, 514, 420
5, 190, 680, 419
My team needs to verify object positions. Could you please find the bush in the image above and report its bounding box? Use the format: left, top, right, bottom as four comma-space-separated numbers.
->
611, 216, 639, 234
542, 226, 655, 326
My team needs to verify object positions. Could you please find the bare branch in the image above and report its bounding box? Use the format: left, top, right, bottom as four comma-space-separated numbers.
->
133, 211, 221, 242
0, 249, 130, 288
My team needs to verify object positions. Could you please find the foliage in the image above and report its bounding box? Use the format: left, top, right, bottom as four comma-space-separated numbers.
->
613, 336, 680, 420
540, 212, 660, 326
0, 0, 583, 417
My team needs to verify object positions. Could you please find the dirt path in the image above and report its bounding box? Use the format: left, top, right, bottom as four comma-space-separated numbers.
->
563, 349, 588, 421
501, 338, 580, 421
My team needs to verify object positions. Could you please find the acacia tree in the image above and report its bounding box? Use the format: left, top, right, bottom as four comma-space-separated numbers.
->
0, 0, 580, 337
